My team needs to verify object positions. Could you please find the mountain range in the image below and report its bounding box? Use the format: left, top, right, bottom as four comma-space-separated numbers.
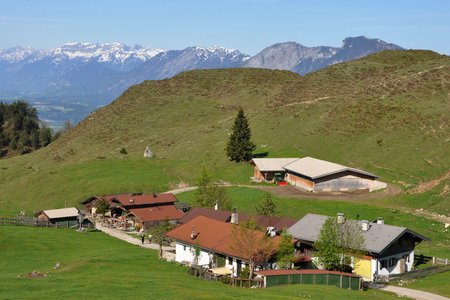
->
0, 36, 403, 127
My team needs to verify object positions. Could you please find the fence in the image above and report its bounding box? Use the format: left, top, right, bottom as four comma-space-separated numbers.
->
433, 257, 449, 266
261, 272, 362, 290
0, 217, 94, 229
388, 265, 450, 282
230, 277, 264, 288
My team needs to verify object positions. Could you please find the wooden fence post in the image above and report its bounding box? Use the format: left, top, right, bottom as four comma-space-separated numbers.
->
432, 257, 436, 265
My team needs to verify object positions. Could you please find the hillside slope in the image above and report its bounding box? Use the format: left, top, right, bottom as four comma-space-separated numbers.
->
0, 50, 449, 215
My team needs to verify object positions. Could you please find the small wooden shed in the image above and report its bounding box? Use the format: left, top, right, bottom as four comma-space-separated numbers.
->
35, 207, 80, 226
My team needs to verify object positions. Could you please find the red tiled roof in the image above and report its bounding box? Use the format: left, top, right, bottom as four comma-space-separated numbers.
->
129, 205, 184, 222
255, 269, 360, 278
166, 215, 281, 261
102, 193, 177, 207
178, 207, 231, 224
179, 207, 296, 229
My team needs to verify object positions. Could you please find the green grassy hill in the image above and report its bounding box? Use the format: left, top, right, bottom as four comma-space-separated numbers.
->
0, 50, 449, 216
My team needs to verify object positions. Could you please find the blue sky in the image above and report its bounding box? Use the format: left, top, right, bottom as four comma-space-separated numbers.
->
1, 0, 449, 55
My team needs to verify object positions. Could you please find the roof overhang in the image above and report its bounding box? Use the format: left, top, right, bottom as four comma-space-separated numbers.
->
284, 167, 379, 180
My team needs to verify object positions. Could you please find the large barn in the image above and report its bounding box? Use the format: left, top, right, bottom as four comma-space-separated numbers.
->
251, 157, 386, 193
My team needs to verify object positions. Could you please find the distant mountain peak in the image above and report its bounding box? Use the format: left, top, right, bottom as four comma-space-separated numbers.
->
243, 36, 402, 74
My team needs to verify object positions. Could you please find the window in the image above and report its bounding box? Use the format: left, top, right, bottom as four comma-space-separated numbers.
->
183, 245, 186, 251
381, 260, 387, 269
389, 258, 397, 267
228, 257, 233, 265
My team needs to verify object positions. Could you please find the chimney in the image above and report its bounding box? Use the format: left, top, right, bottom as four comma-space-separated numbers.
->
266, 226, 276, 237
230, 208, 238, 224
361, 220, 370, 231
337, 213, 345, 224
214, 201, 218, 211
190, 225, 196, 239
376, 217, 384, 225
129, 198, 134, 203
152, 193, 157, 198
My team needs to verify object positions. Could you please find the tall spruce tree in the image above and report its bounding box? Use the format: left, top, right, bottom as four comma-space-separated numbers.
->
226, 107, 255, 162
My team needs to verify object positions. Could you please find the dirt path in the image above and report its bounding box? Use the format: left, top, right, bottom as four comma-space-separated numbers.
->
95, 223, 175, 261
164, 184, 450, 223
377, 285, 449, 300
238, 184, 450, 224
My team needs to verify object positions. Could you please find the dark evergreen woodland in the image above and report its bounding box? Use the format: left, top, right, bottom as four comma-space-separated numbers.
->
226, 107, 255, 162
0, 101, 53, 157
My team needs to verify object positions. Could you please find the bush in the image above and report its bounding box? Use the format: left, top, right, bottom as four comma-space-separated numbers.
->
239, 266, 250, 279
220, 276, 231, 285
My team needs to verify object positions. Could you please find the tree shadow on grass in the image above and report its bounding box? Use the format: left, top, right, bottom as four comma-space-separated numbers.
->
252, 152, 269, 158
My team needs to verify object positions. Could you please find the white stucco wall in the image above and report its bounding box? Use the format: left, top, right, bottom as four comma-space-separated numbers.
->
175, 242, 248, 276
175, 242, 211, 266
377, 250, 414, 276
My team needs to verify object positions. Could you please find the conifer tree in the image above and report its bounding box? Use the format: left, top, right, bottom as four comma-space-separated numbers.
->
256, 192, 278, 216
226, 107, 255, 162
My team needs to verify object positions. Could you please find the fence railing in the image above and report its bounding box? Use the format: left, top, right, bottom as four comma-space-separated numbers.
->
230, 277, 264, 288
433, 257, 449, 266
0, 217, 94, 229
388, 265, 450, 282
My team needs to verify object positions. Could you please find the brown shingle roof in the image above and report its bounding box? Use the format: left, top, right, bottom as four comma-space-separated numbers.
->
179, 207, 296, 230
166, 215, 281, 260
178, 207, 232, 224
129, 205, 184, 222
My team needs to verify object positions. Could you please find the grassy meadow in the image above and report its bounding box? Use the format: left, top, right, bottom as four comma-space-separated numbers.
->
0, 226, 400, 300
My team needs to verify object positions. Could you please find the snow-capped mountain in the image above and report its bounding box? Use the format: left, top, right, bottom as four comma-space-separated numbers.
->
129, 45, 250, 81
0, 37, 403, 126
0, 46, 45, 64
47, 42, 166, 71
243, 36, 403, 74
0, 43, 248, 104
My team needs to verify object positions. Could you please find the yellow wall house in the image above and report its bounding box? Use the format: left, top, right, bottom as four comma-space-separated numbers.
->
353, 256, 372, 281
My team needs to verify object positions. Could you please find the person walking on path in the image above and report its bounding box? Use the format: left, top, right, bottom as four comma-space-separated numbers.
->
141, 233, 145, 245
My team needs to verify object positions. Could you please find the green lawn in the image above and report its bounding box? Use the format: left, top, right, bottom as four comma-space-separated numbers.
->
177, 187, 450, 258
393, 271, 450, 297
0, 226, 399, 300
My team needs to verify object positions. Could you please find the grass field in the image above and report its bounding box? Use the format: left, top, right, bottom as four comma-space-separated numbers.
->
0, 226, 400, 300
177, 187, 450, 258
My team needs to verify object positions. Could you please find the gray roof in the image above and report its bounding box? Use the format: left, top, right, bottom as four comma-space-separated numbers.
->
283, 157, 378, 180
250, 158, 299, 172
288, 213, 429, 255
42, 207, 80, 219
